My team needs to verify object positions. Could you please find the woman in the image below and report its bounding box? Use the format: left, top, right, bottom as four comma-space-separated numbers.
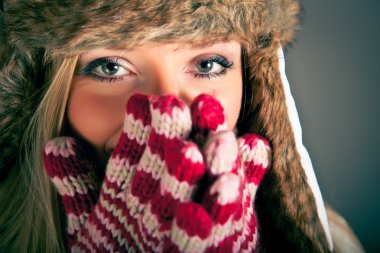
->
0, 0, 363, 252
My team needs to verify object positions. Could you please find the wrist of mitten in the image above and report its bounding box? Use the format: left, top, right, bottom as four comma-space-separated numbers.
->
44, 137, 100, 238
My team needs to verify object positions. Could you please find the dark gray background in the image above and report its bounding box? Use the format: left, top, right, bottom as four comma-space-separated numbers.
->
285, 0, 380, 252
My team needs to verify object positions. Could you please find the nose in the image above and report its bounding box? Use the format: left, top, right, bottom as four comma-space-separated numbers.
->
148, 68, 193, 105
152, 72, 179, 96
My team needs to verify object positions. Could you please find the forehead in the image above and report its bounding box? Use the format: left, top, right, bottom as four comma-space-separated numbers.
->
74, 34, 240, 51
84, 39, 240, 54
74, 40, 242, 64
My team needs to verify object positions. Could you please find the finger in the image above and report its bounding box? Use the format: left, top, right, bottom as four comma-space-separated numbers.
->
131, 95, 192, 204
154, 139, 206, 219
203, 131, 240, 177
43, 137, 99, 236
140, 139, 206, 250
162, 139, 206, 202
106, 93, 152, 189
122, 95, 193, 251
238, 134, 271, 196
190, 94, 227, 146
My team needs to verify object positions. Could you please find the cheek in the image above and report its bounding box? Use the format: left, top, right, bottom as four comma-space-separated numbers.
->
222, 87, 242, 130
67, 87, 126, 152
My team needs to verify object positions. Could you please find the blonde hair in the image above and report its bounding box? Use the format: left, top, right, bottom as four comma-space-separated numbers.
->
0, 55, 78, 252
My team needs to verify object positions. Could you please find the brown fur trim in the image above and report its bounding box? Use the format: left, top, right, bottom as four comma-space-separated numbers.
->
247, 41, 330, 252
3, 0, 300, 55
0, 43, 46, 177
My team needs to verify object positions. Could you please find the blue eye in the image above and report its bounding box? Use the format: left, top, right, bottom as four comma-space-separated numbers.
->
197, 60, 215, 73
101, 61, 120, 75
193, 56, 233, 79
80, 57, 135, 82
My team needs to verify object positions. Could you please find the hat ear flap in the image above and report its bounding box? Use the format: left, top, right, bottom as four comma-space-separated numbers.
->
246, 42, 333, 252
0, 40, 44, 180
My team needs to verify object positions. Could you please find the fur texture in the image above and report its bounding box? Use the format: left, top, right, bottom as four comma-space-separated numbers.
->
326, 205, 365, 253
3, 0, 299, 54
0, 0, 336, 252
248, 43, 330, 252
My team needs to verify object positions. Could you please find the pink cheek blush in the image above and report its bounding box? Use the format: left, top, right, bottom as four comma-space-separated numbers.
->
67, 91, 124, 148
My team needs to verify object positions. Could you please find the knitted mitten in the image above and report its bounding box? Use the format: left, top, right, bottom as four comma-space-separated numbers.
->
43, 93, 271, 252
162, 94, 271, 252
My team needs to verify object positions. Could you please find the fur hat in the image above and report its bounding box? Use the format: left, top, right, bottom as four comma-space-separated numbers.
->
0, 0, 333, 252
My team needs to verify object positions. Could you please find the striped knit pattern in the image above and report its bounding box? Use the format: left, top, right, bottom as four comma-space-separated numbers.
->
43, 93, 271, 252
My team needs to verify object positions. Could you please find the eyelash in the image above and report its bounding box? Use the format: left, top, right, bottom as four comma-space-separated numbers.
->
79, 55, 233, 83
79, 57, 131, 82
193, 56, 233, 79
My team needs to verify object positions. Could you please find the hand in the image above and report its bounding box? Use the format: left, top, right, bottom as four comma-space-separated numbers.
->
43, 93, 271, 252
162, 95, 271, 252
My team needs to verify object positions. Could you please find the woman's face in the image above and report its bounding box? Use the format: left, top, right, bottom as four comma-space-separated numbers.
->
68, 41, 243, 161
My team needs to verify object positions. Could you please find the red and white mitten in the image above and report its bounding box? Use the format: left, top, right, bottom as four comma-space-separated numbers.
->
43, 93, 271, 253
131, 95, 271, 252
163, 94, 272, 253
